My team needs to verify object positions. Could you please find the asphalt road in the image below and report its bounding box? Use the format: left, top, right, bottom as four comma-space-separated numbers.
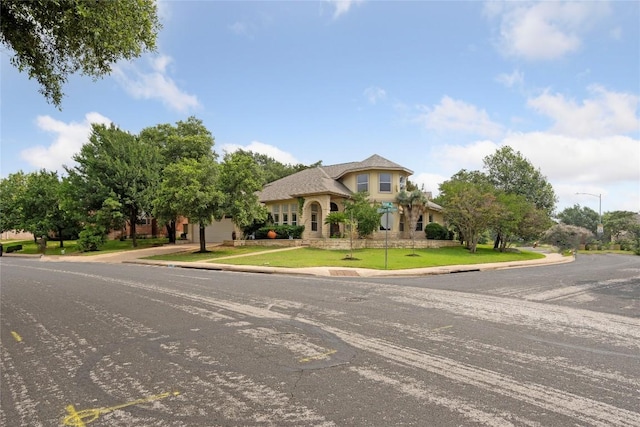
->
1, 254, 639, 426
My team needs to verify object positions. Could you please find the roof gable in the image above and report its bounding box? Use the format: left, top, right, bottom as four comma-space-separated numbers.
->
258, 154, 412, 203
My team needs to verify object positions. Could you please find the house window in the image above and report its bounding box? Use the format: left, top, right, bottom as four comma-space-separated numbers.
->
357, 174, 369, 192
311, 203, 318, 232
415, 215, 423, 231
291, 204, 298, 225
379, 173, 392, 193
282, 204, 289, 225
399, 217, 404, 232
272, 205, 280, 224
428, 213, 433, 223
399, 176, 406, 191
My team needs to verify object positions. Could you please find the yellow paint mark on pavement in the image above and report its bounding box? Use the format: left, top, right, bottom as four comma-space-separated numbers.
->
299, 349, 337, 363
432, 325, 453, 332
62, 391, 180, 426
10, 331, 22, 342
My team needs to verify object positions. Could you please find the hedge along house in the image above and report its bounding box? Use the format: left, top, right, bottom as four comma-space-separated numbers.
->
257, 154, 445, 241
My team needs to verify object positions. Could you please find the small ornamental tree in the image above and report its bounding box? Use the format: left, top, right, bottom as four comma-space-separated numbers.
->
344, 192, 380, 238
396, 189, 427, 254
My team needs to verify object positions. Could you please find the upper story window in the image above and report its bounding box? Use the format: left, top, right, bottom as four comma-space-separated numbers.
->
379, 173, 392, 193
357, 174, 369, 192
399, 176, 406, 191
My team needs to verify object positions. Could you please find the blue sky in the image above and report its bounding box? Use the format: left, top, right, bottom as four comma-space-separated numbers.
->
1, 0, 639, 214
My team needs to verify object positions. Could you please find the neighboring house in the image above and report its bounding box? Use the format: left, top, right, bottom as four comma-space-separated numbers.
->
107, 214, 190, 240
257, 154, 444, 240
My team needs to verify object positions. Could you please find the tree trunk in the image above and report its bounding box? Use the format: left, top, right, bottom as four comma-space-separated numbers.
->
130, 209, 138, 248
58, 227, 64, 248
166, 220, 176, 244
199, 224, 206, 253
494, 233, 501, 250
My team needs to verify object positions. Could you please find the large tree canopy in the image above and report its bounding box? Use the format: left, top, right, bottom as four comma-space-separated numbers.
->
438, 170, 499, 253
557, 204, 600, 235
66, 123, 161, 248
0, 171, 26, 234
158, 157, 223, 252
0, 0, 160, 107
217, 151, 267, 231
483, 146, 557, 215
243, 151, 321, 184
142, 116, 216, 243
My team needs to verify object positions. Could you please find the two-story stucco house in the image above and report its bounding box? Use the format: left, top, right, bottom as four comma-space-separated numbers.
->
257, 154, 444, 240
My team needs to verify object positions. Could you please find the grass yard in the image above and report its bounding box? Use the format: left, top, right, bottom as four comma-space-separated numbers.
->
200, 245, 546, 270
145, 245, 278, 262
0, 238, 170, 256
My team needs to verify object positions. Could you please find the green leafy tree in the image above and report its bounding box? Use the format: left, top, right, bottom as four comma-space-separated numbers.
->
243, 151, 321, 184
22, 170, 78, 247
396, 189, 428, 253
0, 170, 78, 247
142, 116, 216, 243
344, 192, 380, 239
157, 157, 223, 253
0, 171, 27, 234
602, 211, 637, 242
66, 123, 161, 248
438, 170, 499, 253
324, 212, 348, 237
493, 193, 552, 250
0, 0, 160, 107
217, 150, 268, 233
557, 204, 600, 235
77, 197, 125, 251
626, 223, 640, 255
483, 147, 556, 248
483, 147, 557, 214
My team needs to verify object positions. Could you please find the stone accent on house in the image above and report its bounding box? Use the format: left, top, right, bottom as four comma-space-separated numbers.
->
225, 238, 459, 250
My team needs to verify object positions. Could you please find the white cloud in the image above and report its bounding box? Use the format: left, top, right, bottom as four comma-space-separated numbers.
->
504, 132, 639, 184
220, 141, 300, 165
364, 86, 386, 104
410, 172, 450, 198
486, 1, 610, 61
112, 54, 200, 113
416, 96, 504, 138
327, 0, 364, 19
229, 21, 249, 36
527, 85, 639, 137
495, 69, 524, 88
20, 113, 112, 172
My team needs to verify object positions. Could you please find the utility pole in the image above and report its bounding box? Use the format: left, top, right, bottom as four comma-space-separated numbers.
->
576, 192, 602, 235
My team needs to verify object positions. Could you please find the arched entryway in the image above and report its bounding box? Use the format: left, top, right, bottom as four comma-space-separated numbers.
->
329, 202, 340, 237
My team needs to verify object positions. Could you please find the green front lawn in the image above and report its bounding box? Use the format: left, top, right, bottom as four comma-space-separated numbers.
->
1, 238, 170, 256
147, 244, 545, 270
145, 245, 277, 262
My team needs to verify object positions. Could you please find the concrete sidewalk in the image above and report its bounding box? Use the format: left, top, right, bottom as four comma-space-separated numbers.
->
34, 243, 574, 277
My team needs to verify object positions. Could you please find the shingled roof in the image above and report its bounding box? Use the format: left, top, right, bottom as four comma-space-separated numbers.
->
258, 154, 413, 203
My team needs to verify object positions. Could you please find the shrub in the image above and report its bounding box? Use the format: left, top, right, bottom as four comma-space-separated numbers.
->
77, 224, 106, 252
256, 225, 305, 239
425, 223, 449, 240
542, 224, 594, 252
